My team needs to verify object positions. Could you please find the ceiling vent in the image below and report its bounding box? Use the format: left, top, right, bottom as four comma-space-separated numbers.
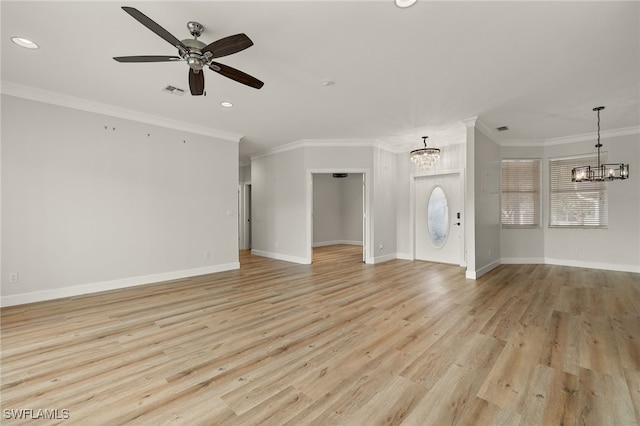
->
162, 85, 185, 96
496, 126, 509, 131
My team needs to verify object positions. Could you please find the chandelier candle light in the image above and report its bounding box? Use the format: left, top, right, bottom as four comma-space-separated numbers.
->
410, 136, 441, 171
571, 106, 629, 182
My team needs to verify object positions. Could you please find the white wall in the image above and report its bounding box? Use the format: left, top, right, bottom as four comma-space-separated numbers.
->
313, 174, 343, 245
251, 147, 308, 263
1, 95, 239, 306
500, 133, 639, 272
500, 145, 545, 263
342, 173, 364, 244
372, 148, 397, 262
543, 133, 639, 271
312, 173, 363, 246
472, 127, 501, 277
251, 142, 376, 264
396, 142, 466, 260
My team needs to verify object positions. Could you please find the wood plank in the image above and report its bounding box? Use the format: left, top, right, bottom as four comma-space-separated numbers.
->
1, 245, 638, 424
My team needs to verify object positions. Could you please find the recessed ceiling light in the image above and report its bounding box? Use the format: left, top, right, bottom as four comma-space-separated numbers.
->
395, 0, 417, 8
11, 37, 39, 49
220, 101, 233, 108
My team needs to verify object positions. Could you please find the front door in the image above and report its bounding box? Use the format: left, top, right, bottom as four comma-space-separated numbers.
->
415, 173, 462, 265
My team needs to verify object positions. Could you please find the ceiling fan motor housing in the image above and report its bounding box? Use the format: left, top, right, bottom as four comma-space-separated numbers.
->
113, 7, 264, 94
180, 38, 209, 71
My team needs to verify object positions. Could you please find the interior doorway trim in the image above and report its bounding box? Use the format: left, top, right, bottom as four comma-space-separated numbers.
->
410, 168, 466, 267
306, 168, 373, 264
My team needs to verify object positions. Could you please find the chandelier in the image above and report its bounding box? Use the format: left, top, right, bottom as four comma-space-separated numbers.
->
410, 136, 440, 170
571, 106, 629, 182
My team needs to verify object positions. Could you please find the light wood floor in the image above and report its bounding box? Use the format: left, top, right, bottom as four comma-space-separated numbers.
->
1, 245, 639, 425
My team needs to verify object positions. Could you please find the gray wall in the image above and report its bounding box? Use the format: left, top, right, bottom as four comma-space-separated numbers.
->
251, 142, 396, 264
500, 133, 639, 272
2, 95, 240, 306
473, 128, 502, 275
312, 173, 363, 246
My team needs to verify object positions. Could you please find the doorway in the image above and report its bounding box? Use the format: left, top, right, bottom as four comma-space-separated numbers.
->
308, 170, 370, 264
239, 183, 251, 250
414, 172, 463, 265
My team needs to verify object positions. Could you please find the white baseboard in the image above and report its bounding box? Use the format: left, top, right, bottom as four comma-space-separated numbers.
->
544, 258, 640, 273
395, 252, 413, 261
502, 257, 639, 273
501, 257, 546, 265
251, 249, 311, 265
313, 240, 362, 248
0, 262, 240, 307
466, 259, 501, 280
372, 253, 397, 264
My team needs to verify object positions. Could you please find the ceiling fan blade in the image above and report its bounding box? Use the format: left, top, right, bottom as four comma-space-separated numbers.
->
113, 55, 181, 63
202, 33, 254, 58
209, 62, 264, 89
122, 7, 186, 51
189, 69, 205, 96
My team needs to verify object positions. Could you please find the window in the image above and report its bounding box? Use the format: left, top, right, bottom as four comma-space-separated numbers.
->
549, 155, 607, 228
501, 159, 541, 228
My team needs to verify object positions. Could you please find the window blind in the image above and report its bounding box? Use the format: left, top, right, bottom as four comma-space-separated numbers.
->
501, 159, 541, 228
549, 154, 608, 228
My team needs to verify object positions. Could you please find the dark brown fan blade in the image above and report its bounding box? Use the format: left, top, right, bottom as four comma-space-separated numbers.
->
189, 69, 205, 96
209, 62, 264, 89
113, 55, 181, 63
122, 7, 186, 51
202, 34, 253, 58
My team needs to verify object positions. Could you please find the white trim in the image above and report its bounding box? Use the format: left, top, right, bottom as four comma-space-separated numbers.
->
396, 252, 413, 261
250, 139, 376, 160
307, 168, 373, 265
501, 257, 546, 264
466, 259, 502, 280
410, 169, 466, 267
372, 253, 397, 264
500, 126, 640, 147
313, 240, 362, 248
544, 258, 640, 274
475, 119, 500, 141
0, 263, 239, 307
251, 249, 310, 265
1, 82, 242, 142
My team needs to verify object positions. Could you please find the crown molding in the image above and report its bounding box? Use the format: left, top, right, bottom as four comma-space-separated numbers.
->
1, 81, 242, 143
501, 125, 640, 147
250, 138, 376, 160
474, 119, 502, 142
461, 116, 478, 128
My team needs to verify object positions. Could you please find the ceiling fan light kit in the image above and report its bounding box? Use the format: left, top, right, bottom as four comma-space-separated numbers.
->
113, 6, 264, 96
571, 106, 630, 182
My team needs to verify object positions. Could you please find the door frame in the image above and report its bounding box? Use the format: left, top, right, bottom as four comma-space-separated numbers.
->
239, 183, 252, 250
410, 169, 466, 267
306, 168, 373, 264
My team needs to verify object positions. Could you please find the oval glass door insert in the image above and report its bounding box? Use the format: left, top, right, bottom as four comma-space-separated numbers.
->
427, 185, 449, 248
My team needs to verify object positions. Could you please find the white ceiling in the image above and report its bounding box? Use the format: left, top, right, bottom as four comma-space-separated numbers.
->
2, 1, 639, 162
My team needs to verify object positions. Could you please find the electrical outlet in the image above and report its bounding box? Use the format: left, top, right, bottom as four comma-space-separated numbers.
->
9, 272, 19, 283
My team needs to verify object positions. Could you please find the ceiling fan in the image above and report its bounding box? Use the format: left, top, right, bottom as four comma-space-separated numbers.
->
113, 6, 264, 96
